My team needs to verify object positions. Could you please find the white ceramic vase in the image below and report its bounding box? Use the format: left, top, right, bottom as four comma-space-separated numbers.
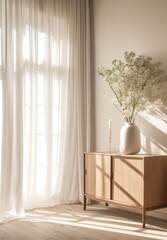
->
119, 122, 141, 155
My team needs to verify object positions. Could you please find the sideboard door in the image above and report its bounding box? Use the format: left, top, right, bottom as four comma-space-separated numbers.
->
112, 156, 144, 207
84, 153, 112, 200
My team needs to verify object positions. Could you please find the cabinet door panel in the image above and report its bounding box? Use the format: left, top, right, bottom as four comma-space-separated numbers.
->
113, 156, 144, 206
85, 154, 111, 200
144, 156, 167, 208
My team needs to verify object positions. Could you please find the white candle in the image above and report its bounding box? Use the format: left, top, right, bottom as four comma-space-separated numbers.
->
108, 119, 112, 143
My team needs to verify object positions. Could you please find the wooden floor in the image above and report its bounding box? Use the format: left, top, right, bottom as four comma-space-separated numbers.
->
0, 204, 167, 240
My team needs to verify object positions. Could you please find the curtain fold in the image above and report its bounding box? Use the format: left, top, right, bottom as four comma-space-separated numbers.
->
0, 0, 25, 223
0, 0, 91, 223
55, 0, 91, 203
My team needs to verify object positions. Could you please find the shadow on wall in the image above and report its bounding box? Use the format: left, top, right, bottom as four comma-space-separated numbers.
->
137, 81, 167, 154
138, 115, 167, 154
152, 80, 167, 124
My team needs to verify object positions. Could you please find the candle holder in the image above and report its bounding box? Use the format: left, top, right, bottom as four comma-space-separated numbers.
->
108, 119, 112, 152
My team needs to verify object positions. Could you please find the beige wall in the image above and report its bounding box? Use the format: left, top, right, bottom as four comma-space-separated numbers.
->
92, 0, 167, 154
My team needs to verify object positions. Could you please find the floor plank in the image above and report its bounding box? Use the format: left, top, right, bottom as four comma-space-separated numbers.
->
0, 204, 166, 240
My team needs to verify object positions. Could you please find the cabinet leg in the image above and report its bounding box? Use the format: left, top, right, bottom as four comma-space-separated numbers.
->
83, 196, 86, 210
142, 208, 146, 228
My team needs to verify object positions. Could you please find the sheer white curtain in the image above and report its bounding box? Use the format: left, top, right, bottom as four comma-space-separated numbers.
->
0, 0, 91, 223
0, 0, 25, 223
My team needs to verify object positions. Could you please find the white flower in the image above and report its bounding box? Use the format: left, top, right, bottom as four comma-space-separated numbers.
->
98, 51, 167, 123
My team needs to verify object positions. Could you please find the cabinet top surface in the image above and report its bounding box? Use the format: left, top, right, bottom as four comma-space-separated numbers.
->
84, 152, 167, 158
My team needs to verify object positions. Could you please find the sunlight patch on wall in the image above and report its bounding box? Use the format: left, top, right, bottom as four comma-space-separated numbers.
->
0, 81, 2, 176
0, 29, 1, 66
139, 113, 167, 154
142, 111, 167, 134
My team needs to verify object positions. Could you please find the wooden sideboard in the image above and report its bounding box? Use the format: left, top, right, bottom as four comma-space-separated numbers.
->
83, 152, 167, 228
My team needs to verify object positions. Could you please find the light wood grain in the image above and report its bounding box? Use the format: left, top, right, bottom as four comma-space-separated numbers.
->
0, 204, 166, 240
85, 153, 111, 199
112, 156, 144, 206
144, 155, 167, 208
